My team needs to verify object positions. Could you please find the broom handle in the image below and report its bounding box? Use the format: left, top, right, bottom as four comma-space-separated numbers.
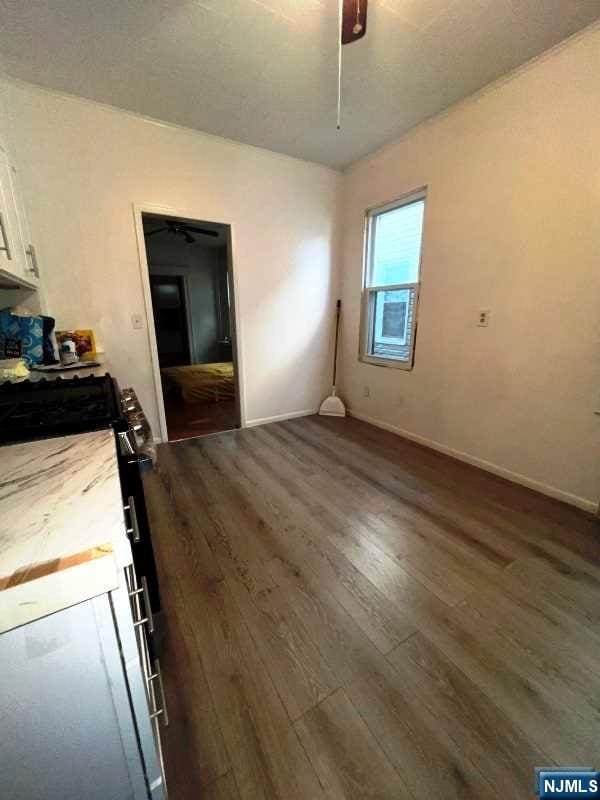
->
332, 299, 341, 387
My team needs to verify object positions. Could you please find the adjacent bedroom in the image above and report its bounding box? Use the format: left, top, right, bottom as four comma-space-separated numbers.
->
142, 212, 239, 441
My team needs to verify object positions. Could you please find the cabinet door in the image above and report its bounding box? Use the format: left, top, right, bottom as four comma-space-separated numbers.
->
10, 163, 40, 287
0, 154, 31, 286
0, 597, 149, 800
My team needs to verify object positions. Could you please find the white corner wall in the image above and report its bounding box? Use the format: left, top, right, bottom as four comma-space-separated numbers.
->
339, 25, 600, 510
3, 81, 341, 435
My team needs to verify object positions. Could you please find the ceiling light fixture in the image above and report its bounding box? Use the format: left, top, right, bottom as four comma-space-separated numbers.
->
337, 0, 368, 130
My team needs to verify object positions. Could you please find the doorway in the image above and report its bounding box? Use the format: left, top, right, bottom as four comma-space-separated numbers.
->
141, 211, 241, 441
149, 275, 192, 367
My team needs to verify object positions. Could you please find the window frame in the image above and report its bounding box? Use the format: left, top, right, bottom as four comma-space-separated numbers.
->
359, 187, 426, 370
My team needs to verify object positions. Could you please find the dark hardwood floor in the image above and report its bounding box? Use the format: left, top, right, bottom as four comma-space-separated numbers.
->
164, 394, 238, 441
143, 415, 600, 800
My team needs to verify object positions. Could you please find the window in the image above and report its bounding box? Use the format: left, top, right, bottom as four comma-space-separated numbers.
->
360, 189, 426, 369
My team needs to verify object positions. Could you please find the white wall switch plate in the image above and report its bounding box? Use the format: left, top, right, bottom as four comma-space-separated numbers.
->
363, 385, 370, 397
131, 313, 144, 330
477, 309, 491, 327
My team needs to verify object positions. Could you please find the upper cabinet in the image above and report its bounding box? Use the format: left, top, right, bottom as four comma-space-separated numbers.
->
0, 150, 40, 289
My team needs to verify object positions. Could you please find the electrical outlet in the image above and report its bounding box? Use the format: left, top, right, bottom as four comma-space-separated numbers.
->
363, 385, 370, 398
131, 313, 144, 330
477, 309, 490, 327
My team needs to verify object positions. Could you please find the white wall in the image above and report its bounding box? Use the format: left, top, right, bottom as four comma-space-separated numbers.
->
339, 26, 600, 510
0, 77, 9, 155
3, 80, 341, 433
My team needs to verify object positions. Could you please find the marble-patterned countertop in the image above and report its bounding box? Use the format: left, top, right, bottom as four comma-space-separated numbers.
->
0, 429, 132, 633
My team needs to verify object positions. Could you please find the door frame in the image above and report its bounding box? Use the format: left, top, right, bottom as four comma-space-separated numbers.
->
132, 202, 246, 442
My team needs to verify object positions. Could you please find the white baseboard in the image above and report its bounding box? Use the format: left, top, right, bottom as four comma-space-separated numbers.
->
348, 409, 598, 514
245, 407, 318, 429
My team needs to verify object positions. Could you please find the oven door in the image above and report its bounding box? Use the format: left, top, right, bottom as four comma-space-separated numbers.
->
116, 426, 162, 614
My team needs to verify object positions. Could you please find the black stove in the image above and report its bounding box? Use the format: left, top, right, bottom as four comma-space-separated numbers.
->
0, 374, 119, 444
0, 372, 162, 614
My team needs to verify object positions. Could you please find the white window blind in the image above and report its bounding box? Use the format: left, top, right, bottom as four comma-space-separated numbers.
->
370, 200, 424, 286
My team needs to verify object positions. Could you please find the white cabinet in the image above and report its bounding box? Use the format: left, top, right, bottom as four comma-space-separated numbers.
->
0, 151, 39, 289
0, 573, 168, 800
10, 162, 40, 287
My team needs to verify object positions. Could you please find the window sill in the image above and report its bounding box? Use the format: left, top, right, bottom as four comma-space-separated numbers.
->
359, 353, 414, 371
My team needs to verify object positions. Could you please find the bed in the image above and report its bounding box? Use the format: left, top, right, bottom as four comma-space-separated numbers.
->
161, 362, 235, 404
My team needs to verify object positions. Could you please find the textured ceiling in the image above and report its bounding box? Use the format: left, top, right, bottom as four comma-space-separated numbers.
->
0, 0, 599, 168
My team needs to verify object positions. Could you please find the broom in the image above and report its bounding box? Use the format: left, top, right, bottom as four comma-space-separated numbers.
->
319, 299, 346, 417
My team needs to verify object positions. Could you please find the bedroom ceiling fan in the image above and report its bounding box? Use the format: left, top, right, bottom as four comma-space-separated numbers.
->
144, 218, 219, 244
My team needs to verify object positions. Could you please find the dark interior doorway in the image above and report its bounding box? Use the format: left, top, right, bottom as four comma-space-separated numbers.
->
149, 275, 191, 368
142, 212, 240, 441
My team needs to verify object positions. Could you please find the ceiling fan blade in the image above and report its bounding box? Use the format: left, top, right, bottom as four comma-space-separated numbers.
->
144, 227, 169, 237
342, 0, 368, 45
185, 226, 219, 238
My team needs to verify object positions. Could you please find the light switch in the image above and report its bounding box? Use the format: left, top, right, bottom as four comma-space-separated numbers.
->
131, 314, 144, 330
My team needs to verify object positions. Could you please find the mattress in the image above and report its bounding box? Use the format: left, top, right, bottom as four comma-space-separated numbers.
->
161, 362, 235, 404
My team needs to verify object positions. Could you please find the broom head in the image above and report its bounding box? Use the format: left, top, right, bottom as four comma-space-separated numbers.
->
319, 387, 346, 417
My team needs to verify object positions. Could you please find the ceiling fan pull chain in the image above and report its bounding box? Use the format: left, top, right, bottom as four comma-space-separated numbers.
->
354, 0, 363, 35
337, 0, 343, 129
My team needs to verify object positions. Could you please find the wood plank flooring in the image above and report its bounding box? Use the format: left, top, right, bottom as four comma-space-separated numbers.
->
164, 394, 238, 441
143, 415, 600, 800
